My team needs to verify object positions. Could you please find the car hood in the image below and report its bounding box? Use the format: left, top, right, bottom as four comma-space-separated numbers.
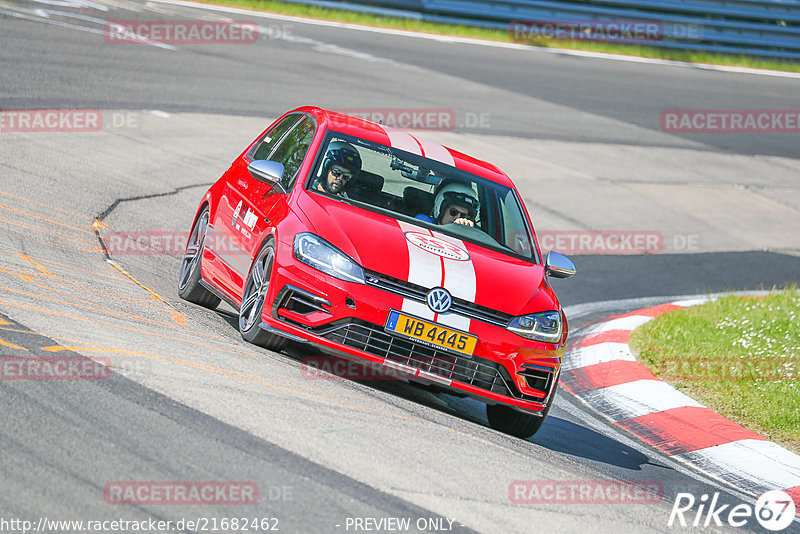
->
297, 192, 557, 316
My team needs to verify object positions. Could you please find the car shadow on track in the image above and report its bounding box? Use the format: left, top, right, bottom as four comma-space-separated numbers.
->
215, 310, 666, 472
533, 415, 664, 471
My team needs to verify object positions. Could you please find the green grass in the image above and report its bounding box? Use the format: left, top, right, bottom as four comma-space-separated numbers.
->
629, 288, 800, 453
196, 0, 800, 72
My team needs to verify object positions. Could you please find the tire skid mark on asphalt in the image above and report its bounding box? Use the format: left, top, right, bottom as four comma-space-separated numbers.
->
0, 201, 96, 235
0, 197, 97, 241
0, 257, 111, 284
0, 317, 419, 404
20, 276, 183, 329
12, 252, 127, 281
0, 191, 185, 326
0, 215, 99, 248
18, 250, 170, 307
107, 261, 188, 326
41, 344, 128, 353
0, 189, 93, 221
0, 321, 411, 418
2, 253, 189, 339
5, 267, 176, 310
0, 228, 102, 254
17, 254, 55, 276
41, 335, 400, 399
0, 337, 28, 350
0, 284, 223, 341
0, 267, 52, 280
0, 298, 288, 361
126, 352, 413, 421
1, 254, 187, 328
16, 253, 162, 302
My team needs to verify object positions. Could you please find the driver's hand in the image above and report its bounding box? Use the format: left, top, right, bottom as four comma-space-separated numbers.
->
454, 218, 475, 227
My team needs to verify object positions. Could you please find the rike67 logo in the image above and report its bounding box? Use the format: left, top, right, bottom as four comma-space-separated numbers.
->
669, 490, 796, 531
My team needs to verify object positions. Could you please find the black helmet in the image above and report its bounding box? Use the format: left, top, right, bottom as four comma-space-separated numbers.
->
321, 141, 362, 191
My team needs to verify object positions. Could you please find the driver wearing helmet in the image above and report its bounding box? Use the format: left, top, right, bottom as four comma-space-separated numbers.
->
417, 181, 479, 227
315, 140, 362, 195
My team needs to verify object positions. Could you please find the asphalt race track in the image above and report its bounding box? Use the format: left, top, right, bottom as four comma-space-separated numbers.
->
1, 0, 799, 532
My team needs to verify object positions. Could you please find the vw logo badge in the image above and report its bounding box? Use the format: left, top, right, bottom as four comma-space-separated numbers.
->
426, 287, 452, 314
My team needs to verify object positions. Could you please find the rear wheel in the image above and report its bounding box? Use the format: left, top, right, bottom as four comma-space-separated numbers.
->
239, 240, 287, 351
178, 207, 220, 309
486, 384, 556, 438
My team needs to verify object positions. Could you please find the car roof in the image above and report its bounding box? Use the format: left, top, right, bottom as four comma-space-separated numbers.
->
294, 106, 516, 189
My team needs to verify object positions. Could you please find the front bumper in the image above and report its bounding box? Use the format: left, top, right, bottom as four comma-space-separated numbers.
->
260, 239, 563, 415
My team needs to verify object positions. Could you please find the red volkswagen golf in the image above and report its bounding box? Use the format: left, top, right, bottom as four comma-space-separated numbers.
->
178, 106, 575, 438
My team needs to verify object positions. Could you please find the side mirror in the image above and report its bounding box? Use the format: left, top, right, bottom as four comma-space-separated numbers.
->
545, 251, 576, 279
248, 160, 286, 193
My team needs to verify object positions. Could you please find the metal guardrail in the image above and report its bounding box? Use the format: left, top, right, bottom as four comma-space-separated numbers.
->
294, 0, 800, 60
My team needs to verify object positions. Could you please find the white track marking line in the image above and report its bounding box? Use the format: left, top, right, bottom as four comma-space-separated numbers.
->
0, 7, 176, 50
30, 0, 107, 9
150, 0, 800, 79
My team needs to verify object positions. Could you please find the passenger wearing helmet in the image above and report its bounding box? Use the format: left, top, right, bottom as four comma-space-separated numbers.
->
315, 140, 362, 195
417, 181, 479, 227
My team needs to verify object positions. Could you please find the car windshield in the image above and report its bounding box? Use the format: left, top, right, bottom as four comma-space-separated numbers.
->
307, 132, 538, 263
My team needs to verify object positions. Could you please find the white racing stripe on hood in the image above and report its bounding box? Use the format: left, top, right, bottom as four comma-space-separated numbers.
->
398, 221, 439, 320
416, 137, 455, 167
381, 125, 422, 155
396, 221, 477, 332
431, 231, 475, 331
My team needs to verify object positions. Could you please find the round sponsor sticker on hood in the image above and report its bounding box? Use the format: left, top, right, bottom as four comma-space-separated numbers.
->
404, 232, 470, 261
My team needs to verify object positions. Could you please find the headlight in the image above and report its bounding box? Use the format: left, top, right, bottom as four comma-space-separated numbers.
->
293, 233, 365, 284
507, 311, 562, 343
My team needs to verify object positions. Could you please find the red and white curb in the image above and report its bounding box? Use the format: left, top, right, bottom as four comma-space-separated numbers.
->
561, 297, 800, 505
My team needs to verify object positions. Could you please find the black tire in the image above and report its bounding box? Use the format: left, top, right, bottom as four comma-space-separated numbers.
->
178, 207, 221, 309
486, 384, 556, 438
239, 240, 288, 351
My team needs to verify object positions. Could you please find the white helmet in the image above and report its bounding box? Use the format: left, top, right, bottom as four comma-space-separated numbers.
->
432, 182, 480, 222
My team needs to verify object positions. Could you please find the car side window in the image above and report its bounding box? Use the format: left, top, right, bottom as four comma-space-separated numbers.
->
249, 114, 302, 161
269, 115, 316, 191
498, 189, 533, 257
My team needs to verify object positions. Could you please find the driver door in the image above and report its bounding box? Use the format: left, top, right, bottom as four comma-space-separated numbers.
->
212, 113, 317, 301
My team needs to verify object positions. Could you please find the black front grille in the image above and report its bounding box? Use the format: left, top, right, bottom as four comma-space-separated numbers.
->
317, 320, 516, 397
364, 271, 513, 327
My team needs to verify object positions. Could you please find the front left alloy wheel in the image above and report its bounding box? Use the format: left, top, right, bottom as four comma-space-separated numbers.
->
239, 240, 287, 351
